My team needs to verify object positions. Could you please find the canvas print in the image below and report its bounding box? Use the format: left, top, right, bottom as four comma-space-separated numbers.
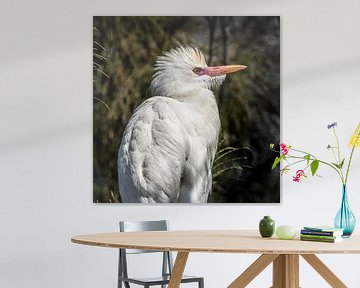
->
93, 16, 280, 203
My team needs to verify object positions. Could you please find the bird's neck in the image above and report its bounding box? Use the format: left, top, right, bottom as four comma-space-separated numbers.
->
168, 88, 217, 105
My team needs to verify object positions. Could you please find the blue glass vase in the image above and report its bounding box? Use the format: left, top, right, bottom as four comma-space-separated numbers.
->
334, 185, 356, 237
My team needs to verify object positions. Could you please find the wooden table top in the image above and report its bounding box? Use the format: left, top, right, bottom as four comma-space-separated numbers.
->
71, 230, 360, 254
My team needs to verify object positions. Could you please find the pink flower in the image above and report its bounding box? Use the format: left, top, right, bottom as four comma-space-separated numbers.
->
279, 143, 289, 155
293, 169, 306, 182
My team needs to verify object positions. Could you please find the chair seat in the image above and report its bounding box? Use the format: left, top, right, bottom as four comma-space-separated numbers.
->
119, 274, 202, 285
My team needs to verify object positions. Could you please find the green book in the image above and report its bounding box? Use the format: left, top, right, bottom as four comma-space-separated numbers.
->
300, 234, 340, 240
300, 235, 342, 243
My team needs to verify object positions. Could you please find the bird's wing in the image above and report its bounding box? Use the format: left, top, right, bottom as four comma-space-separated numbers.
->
173, 94, 220, 202
118, 96, 188, 203
119, 89, 220, 203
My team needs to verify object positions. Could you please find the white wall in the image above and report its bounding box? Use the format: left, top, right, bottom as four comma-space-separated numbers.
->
1, 0, 360, 287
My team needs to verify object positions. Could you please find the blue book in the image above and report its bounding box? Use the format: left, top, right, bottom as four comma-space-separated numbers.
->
302, 226, 343, 237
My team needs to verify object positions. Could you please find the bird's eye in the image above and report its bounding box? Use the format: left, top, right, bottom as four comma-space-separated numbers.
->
193, 67, 205, 76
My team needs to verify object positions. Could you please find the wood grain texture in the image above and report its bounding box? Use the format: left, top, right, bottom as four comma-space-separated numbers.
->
301, 254, 347, 288
288, 254, 299, 288
71, 230, 360, 254
273, 254, 286, 287
228, 254, 279, 288
273, 254, 299, 288
71, 230, 353, 287
168, 252, 189, 288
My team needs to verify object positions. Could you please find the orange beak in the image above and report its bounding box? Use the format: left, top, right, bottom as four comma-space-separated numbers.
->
206, 65, 247, 77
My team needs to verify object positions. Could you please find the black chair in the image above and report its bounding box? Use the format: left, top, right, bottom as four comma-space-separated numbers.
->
118, 220, 204, 288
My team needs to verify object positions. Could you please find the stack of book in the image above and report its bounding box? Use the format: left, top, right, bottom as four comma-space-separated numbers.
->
300, 226, 344, 243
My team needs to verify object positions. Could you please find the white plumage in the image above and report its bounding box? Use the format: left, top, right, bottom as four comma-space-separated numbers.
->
118, 46, 246, 203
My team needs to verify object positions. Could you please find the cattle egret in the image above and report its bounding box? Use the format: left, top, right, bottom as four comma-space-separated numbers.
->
118, 46, 247, 203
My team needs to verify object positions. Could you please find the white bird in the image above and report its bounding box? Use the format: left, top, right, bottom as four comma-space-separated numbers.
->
118, 46, 247, 203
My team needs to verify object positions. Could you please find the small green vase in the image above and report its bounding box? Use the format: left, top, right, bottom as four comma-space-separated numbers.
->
259, 216, 275, 237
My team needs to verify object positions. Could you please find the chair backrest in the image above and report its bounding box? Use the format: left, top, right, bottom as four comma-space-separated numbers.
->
120, 220, 168, 232
118, 220, 174, 284
119, 220, 169, 254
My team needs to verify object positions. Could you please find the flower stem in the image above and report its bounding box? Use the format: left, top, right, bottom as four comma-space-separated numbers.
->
332, 128, 345, 181
286, 154, 344, 183
345, 145, 356, 185
333, 128, 342, 162
330, 148, 338, 164
345, 129, 360, 185
291, 148, 317, 159
283, 159, 306, 168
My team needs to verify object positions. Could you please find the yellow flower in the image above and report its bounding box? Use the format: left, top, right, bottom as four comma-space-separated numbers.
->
349, 122, 360, 148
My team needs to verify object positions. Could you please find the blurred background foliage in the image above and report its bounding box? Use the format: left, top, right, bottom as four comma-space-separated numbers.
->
93, 16, 280, 203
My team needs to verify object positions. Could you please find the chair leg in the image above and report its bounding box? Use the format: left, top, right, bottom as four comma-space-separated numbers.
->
118, 250, 122, 288
199, 278, 204, 288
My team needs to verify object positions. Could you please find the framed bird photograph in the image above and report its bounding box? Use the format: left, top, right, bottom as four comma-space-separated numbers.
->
93, 16, 280, 203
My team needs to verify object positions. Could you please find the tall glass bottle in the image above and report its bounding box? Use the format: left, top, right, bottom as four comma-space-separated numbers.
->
334, 185, 356, 237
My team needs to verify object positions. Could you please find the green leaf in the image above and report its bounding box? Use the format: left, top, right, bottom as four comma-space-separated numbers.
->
332, 162, 340, 169
332, 159, 345, 169
270, 143, 274, 149
271, 156, 283, 170
310, 160, 319, 176
272, 157, 280, 169
304, 154, 311, 164
339, 158, 345, 169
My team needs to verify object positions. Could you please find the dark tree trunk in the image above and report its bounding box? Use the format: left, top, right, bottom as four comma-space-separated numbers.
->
219, 16, 229, 106
205, 16, 217, 65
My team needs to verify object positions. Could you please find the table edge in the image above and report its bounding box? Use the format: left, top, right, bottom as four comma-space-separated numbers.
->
71, 236, 360, 255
